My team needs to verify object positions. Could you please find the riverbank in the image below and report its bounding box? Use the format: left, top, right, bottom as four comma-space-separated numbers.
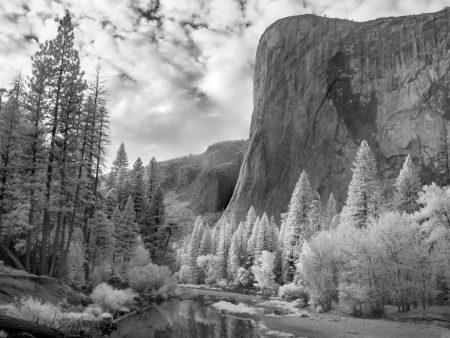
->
180, 285, 450, 338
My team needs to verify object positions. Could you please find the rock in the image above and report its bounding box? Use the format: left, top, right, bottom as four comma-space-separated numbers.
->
158, 140, 247, 214
223, 8, 450, 222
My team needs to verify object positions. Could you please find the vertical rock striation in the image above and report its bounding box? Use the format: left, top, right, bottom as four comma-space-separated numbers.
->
223, 8, 450, 222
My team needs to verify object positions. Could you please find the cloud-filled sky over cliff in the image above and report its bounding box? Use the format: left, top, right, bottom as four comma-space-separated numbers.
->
0, 0, 448, 164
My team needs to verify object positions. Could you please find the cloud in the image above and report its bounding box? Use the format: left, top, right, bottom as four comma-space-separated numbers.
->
0, 0, 448, 165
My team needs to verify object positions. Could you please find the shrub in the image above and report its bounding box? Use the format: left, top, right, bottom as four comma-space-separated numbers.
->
4, 297, 61, 327
178, 264, 193, 284
90, 283, 137, 312
279, 283, 309, 305
235, 267, 253, 288
197, 255, 221, 285
127, 262, 178, 299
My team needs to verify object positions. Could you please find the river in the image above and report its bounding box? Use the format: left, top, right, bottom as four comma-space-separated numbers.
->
111, 298, 263, 338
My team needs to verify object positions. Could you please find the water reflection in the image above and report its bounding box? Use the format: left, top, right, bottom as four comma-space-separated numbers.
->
112, 299, 261, 338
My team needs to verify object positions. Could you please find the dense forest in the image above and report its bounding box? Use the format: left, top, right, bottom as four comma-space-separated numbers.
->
0, 13, 171, 288
178, 139, 450, 314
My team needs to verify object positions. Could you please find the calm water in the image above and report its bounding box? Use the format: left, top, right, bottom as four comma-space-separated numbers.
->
111, 299, 262, 338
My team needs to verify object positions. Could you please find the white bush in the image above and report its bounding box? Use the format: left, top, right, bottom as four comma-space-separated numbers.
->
90, 283, 137, 312
127, 262, 178, 298
5, 297, 61, 327
197, 254, 221, 285
178, 264, 193, 284
278, 283, 309, 305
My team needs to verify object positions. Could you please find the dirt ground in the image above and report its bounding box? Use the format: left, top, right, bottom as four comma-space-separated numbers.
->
181, 286, 450, 338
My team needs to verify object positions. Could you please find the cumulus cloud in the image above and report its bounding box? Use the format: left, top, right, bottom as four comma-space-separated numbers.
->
0, 0, 447, 164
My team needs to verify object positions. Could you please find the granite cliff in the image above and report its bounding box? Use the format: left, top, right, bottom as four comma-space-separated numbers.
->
223, 8, 450, 222
158, 140, 247, 214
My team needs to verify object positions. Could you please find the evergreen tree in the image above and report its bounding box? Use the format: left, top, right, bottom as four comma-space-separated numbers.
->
199, 227, 212, 256
111, 206, 123, 262
116, 167, 131, 208
437, 122, 450, 187
88, 211, 115, 274
306, 191, 322, 239
104, 188, 118, 218
120, 197, 139, 262
216, 225, 228, 279
112, 142, 129, 173
246, 216, 260, 267
187, 217, 203, 283
22, 51, 49, 272
340, 140, 379, 229
281, 171, 312, 282
255, 214, 268, 257
244, 206, 257, 243
394, 155, 421, 214
40, 12, 86, 275
0, 75, 24, 221
146, 157, 158, 200
322, 193, 337, 230
227, 223, 245, 281
131, 157, 146, 222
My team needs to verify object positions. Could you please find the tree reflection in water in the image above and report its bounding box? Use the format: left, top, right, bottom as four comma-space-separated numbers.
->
112, 299, 261, 338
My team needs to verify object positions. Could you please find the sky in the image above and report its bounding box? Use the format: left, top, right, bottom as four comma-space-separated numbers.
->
0, 0, 448, 165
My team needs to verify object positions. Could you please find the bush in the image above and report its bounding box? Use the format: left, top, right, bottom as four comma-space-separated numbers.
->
235, 267, 253, 288
4, 297, 61, 327
90, 283, 137, 312
279, 283, 309, 305
127, 262, 178, 299
178, 264, 192, 284
197, 255, 221, 285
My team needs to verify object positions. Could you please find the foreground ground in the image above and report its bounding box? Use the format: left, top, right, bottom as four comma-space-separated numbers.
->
181, 286, 450, 338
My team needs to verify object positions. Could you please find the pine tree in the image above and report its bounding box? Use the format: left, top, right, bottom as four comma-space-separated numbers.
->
255, 214, 268, 257
322, 193, 337, 230
437, 122, 450, 187
244, 206, 257, 243
88, 210, 115, 274
281, 171, 312, 282
246, 216, 260, 267
394, 155, 421, 214
146, 157, 158, 200
131, 157, 146, 223
199, 227, 212, 256
120, 197, 139, 262
116, 167, 131, 208
112, 142, 129, 173
187, 217, 204, 283
104, 188, 118, 218
340, 140, 379, 229
306, 191, 322, 239
22, 51, 49, 272
227, 223, 245, 281
216, 225, 228, 279
0, 75, 24, 221
40, 12, 86, 275
111, 206, 123, 262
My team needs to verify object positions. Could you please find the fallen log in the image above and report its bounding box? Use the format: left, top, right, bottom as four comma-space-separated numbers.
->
0, 314, 64, 338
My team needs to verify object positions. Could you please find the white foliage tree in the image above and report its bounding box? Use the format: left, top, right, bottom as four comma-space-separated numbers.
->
340, 140, 379, 229
394, 155, 421, 214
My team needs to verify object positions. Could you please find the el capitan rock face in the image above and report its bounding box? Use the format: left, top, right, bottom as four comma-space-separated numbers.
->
223, 8, 450, 222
